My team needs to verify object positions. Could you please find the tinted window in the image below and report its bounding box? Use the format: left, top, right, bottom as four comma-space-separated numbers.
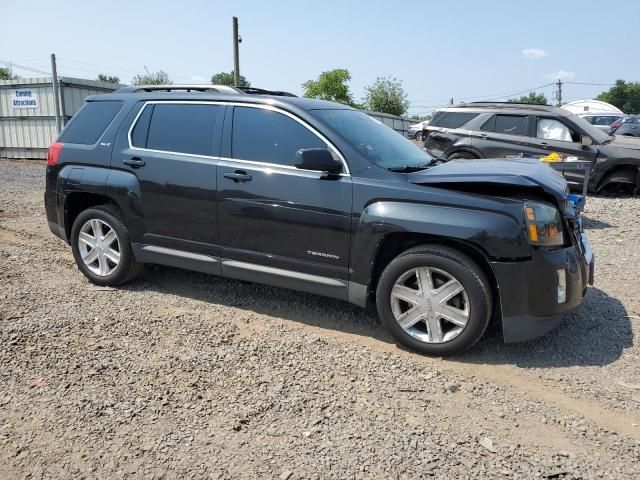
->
144, 104, 220, 156
131, 104, 153, 148
493, 115, 528, 136
232, 107, 325, 166
430, 111, 479, 129
59, 101, 122, 144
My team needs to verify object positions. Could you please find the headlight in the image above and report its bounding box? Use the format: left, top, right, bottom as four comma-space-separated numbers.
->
524, 202, 564, 247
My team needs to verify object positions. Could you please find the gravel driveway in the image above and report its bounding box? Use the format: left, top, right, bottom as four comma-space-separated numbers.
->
1, 159, 639, 479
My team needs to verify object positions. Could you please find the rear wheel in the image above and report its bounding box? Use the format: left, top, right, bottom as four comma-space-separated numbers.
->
447, 151, 478, 160
70, 205, 143, 286
376, 245, 492, 355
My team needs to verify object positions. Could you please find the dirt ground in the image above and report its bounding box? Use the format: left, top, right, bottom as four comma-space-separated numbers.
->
1, 159, 639, 479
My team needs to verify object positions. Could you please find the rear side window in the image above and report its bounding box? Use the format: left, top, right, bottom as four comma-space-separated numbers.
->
59, 101, 122, 144
137, 103, 221, 156
232, 107, 325, 166
483, 114, 528, 136
430, 111, 478, 129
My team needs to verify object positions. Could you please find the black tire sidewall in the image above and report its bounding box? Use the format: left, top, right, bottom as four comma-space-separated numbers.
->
376, 249, 491, 355
70, 207, 135, 286
448, 152, 476, 160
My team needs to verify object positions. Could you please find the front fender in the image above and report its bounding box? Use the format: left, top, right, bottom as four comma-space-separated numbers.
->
349, 200, 529, 286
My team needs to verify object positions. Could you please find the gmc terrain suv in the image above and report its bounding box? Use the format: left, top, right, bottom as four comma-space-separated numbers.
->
423, 103, 640, 194
45, 86, 594, 355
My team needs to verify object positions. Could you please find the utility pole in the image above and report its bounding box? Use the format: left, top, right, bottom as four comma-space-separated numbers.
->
232, 17, 240, 86
50, 53, 62, 133
556, 79, 563, 107
449, 97, 454, 105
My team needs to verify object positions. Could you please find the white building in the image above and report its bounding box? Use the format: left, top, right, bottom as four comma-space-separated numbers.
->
561, 99, 623, 116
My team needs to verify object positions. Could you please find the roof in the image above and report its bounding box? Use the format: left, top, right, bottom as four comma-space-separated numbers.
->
88, 84, 355, 111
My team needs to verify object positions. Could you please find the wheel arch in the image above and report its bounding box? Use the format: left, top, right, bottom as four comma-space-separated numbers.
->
444, 146, 483, 159
595, 163, 640, 194
367, 232, 501, 327
63, 191, 121, 242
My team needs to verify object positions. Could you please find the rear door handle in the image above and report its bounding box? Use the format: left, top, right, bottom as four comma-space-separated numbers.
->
123, 157, 145, 168
224, 171, 252, 182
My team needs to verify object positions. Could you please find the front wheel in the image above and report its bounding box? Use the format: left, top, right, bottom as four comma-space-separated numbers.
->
70, 205, 143, 286
376, 245, 492, 355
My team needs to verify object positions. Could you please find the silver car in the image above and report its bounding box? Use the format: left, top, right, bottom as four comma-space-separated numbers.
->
581, 113, 626, 133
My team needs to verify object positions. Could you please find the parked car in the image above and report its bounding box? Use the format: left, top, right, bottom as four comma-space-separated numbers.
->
423, 102, 640, 194
580, 113, 626, 133
609, 115, 640, 137
44, 86, 594, 355
406, 120, 429, 140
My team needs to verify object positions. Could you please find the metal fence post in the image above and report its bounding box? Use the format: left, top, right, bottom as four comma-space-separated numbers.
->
50, 53, 62, 133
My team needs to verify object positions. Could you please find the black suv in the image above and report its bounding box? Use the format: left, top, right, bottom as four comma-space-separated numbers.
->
424, 103, 640, 194
45, 86, 594, 355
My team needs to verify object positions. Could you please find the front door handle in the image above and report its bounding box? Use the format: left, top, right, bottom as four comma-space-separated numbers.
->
224, 171, 252, 182
123, 157, 145, 168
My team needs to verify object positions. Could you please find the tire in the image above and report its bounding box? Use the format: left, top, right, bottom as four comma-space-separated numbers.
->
70, 205, 143, 286
447, 151, 477, 160
416, 131, 423, 142
376, 245, 492, 355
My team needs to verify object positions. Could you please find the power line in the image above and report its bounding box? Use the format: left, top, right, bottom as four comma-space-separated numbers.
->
0, 59, 50, 75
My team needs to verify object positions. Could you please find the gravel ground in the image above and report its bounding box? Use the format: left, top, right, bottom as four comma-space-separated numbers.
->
1, 159, 639, 479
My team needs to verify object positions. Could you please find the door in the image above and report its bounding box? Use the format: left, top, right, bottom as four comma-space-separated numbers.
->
474, 114, 535, 158
117, 101, 223, 255
529, 116, 597, 189
217, 105, 353, 297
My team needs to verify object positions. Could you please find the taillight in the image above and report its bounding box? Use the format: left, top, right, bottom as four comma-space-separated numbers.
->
47, 142, 63, 166
611, 121, 621, 129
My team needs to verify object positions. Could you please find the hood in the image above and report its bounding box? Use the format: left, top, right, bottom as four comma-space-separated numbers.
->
408, 158, 567, 204
607, 135, 640, 151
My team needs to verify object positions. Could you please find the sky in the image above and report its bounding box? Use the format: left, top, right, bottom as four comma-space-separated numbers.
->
1, 0, 638, 116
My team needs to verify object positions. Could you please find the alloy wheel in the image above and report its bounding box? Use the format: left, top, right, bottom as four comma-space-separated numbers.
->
390, 266, 469, 344
77, 218, 121, 276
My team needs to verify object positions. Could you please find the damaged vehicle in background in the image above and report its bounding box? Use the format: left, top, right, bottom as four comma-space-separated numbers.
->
423, 103, 640, 195
45, 86, 593, 355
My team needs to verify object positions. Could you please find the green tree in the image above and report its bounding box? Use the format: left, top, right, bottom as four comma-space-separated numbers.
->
211, 71, 250, 86
132, 70, 172, 85
0, 67, 16, 80
303, 69, 354, 106
507, 91, 548, 105
97, 74, 120, 84
363, 76, 409, 116
597, 80, 640, 113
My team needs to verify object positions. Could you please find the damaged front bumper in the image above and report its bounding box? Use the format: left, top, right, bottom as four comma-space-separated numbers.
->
491, 233, 594, 343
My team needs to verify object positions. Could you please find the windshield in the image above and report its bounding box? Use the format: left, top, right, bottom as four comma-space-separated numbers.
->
312, 109, 433, 168
567, 113, 611, 143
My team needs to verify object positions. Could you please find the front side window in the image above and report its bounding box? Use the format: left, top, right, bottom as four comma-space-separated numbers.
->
493, 115, 528, 136
134, 103, 221, 156
232, 107, 326, 166
537, 118, 577, 142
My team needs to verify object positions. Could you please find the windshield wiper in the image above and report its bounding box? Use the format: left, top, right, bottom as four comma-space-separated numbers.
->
387, 163, 432, 173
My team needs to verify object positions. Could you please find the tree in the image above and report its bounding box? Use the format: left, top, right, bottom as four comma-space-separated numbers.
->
363, 76, 409, 116
303, 69, 354, 106
507, 91, 548, 105
410, 114, 431, 122
211, 71, 250, 86
0, 67, 16, 80
597, 80, 640, 113
132, 70, 172, 85
97, 74, 120, 84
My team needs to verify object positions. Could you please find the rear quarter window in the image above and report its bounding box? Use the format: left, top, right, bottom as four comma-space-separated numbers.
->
59, 101, 122, 145
430, 111, 479, 129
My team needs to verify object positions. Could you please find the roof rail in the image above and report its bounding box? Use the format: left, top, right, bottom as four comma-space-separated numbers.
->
455, 101, 556, 113
234, 86, 297, 97
115, 84, 243, 94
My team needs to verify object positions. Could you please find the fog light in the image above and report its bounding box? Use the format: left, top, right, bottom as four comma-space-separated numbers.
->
557, 269, 567, 303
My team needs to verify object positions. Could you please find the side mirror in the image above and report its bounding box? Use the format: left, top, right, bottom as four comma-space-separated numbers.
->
581, 135, 593, 147
294, 148, 342, 174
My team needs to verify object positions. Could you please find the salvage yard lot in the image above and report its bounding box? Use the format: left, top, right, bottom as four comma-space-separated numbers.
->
1, 159, 639, 479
